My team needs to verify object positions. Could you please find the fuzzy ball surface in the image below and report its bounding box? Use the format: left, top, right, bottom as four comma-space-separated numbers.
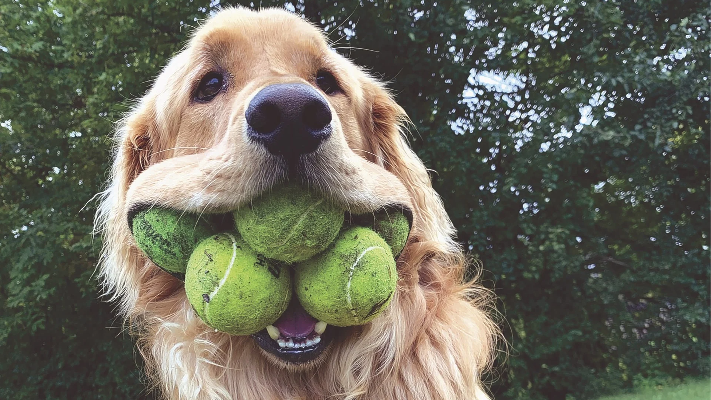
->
185, 233, 292, 336
131, 208, 214, 276
368, 209, 410, 256
295, 227, 397, 327
234, 184, 344, 263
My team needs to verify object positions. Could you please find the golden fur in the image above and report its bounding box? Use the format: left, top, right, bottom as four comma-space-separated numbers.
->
96, 8, 497, 399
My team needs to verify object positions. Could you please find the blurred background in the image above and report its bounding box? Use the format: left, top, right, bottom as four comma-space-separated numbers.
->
0, 0, 708, 399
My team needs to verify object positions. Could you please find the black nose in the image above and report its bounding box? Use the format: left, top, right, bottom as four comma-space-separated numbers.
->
245, 83, 332, 157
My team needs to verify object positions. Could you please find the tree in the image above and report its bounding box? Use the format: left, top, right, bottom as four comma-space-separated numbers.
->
451, 1, 709, 398
0, 1, 214, 397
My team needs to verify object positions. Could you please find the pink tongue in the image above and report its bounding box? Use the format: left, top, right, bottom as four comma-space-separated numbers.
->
273, 299, 317, 338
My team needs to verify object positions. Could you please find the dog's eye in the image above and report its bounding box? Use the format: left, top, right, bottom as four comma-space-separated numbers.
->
194, 72, 225, 102
316, 70, 341, 95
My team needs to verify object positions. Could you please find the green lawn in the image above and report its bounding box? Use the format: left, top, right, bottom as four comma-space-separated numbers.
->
597, 380, 711, 400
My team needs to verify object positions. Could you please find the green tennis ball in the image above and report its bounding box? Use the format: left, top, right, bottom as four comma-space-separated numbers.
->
295, 227, 397, 327
370, 209, 410, 256
185, 233, 292, 336
234, 184, 344, 263
131, 208, 215, 276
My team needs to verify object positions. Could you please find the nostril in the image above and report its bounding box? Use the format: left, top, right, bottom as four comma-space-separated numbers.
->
247, 101, 281, 134
302, 100, 332, 131
246, 83, 332, 157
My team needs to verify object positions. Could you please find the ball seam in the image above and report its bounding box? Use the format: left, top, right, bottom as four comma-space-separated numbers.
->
266, 198, 325, 251
204, 233, 238, 317
346, 245, 385, 323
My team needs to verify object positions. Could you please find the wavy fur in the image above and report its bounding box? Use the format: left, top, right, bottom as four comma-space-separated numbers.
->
96, 7, 497, 399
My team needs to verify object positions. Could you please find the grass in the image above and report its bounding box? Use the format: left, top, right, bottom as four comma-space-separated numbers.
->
597, 379, 711, 400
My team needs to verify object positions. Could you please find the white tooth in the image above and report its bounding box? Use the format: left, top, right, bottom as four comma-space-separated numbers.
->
315, 321, 327, 335
296, 342, 304, 348
313, 336, 321, 344
277, 339, 286, 348
286, 339, 294, 348
266, 325, 280, 341
305, 339, 314, 346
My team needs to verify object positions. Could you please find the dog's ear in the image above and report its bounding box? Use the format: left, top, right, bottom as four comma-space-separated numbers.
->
95, 96, 160, 315
113, 52, 190, 194
359, 81, 496, 363
117, 101, 156, 191
361, 79, 458, 250
359, 80, 407, 171
98, 65, 185, 314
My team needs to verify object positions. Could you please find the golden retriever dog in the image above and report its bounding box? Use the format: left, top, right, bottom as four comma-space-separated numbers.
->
97, 7, 496, 400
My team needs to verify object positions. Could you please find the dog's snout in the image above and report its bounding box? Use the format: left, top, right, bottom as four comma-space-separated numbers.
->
246, 83, 332, 156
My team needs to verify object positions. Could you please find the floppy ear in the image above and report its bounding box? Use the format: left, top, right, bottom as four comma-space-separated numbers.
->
93, 95, 159, 314
360, 80, 498, 384
360, 80, 458, 254
114, 50, 192, 196
119, 101, 156, 192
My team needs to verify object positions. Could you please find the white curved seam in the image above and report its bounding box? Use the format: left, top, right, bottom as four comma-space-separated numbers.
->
268, 199, 324, 249
346, 246, 382, 322
205, 233, 238, 314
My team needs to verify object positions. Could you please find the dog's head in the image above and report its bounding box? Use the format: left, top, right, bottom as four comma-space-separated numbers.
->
98, 7, 492, 396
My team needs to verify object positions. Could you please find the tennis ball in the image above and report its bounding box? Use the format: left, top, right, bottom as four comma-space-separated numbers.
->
295, 227, 397, 327
185, 233, 292, 336
131, 208, 215, 277
367, 209, 410, 256
234, 184, 344, 263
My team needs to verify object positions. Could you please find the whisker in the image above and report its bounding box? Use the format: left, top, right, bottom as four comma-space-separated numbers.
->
351, 148, 393, 168
196, 193, 220, 230
186, 163, 232, 221
316, 158, 353, 215
333, 46, 379, 53
136, 146, 211, 156
331, 33, 348, 47
327, 7, 359, 41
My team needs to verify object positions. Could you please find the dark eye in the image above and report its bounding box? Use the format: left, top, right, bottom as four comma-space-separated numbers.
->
194, 72, 225, 102
316, 70, 341, 95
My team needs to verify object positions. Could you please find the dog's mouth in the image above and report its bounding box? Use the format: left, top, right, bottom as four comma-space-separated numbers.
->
127, 192, 411, 367
252, 296, 336, 365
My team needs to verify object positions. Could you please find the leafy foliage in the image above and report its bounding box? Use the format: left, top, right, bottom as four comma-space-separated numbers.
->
0, 0, 707, 399
453, 2, 709, 398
